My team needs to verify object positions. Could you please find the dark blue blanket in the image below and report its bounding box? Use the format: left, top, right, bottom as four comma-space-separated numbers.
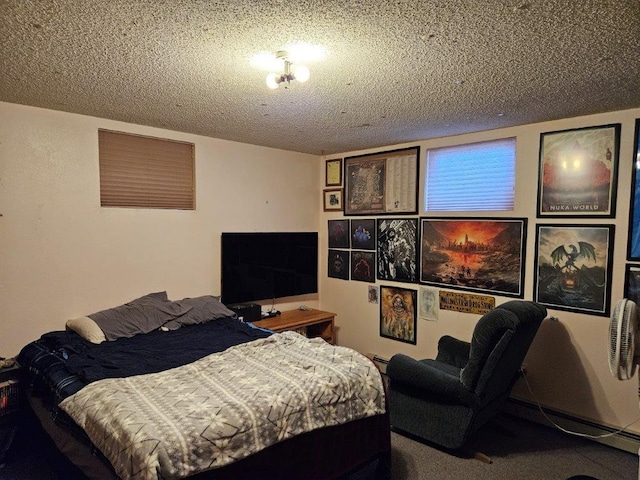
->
18, 317, 272, 405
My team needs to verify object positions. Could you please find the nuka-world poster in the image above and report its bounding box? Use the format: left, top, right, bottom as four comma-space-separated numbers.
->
537, 124, 620, 218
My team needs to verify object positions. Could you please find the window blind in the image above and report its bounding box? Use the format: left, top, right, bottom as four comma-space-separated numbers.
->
99, 130, 195, 210
425, 138, 516, 212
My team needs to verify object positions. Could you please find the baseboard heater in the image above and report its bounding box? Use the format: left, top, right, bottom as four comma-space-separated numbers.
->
506, 397, 640, 454
368, 354, 389, 374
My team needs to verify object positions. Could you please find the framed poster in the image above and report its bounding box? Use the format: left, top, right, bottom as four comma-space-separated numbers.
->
351, 251, 376, 282
536, 123, 620, 217
323, 188, 343, 212
380, 285, 417, 344
325, 158, 342, 186
344, 146, 419, 216
328, 249, 350, 280
350, 218, 376, 250
377, 218, 418, 283
627, 119, 640, 260
328, 219, 349, 248
624, 264, 640, 305
533, 224, 615, 316
419, 217, 527, 297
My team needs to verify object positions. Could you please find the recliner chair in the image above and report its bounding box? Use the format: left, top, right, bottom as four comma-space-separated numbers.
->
386, 300, 546, 454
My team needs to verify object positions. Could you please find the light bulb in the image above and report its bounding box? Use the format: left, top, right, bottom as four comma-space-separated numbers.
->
293, 65, 310, 83
266, 73, 279, 89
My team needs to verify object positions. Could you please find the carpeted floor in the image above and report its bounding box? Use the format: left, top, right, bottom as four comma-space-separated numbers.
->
1, 408, 637, 479
390, 415, 638, 480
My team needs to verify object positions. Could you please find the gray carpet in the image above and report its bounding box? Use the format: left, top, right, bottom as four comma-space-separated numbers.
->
1, 410, 637, 479
391, 415, 638, 480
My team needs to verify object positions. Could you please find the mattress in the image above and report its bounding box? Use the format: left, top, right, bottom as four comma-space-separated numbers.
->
18, 317, 391, 480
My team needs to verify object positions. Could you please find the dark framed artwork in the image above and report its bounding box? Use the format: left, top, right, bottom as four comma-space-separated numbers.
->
377, 218, 418, 283
419, 217, 527, 297
328, 219, 349, 248
380, 285, 417, 344
325, 158, 343, 187
537, 123, 620, 218
624, 264, 640, 306
350, 218, 376, 250
323, 188, 343, 212
533, 224, 615, 316
351, 251, 376, 282
344, 146, 419, 216
328, 249, 350, 280
627, 119, 640, 260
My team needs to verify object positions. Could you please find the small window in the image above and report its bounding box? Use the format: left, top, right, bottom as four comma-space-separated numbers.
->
425, 138, 516, 212
98, 129, 195, 209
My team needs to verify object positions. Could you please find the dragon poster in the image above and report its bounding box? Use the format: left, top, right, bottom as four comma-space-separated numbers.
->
534, 224, 615, 316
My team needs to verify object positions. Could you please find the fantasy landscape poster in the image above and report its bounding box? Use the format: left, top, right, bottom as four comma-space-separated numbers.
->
534, 224, 615, 316
419, 218, 527, 297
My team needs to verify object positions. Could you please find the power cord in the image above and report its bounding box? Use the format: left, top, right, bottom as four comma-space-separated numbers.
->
265, 298, 280, 316
520, 367, 640, 439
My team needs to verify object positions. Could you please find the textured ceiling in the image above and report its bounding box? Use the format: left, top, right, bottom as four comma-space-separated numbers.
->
1, 1, 639, 155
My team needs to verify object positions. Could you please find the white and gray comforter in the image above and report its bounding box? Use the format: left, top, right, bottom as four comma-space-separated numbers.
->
59, 331, 386, 480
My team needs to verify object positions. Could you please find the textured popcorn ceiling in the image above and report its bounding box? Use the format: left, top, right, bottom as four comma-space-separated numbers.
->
1, 1, 639, 155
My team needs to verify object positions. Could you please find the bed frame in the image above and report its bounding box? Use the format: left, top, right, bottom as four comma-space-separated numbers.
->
28, 393, 391, 480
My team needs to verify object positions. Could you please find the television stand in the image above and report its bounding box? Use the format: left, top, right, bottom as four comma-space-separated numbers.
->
253, 309, 336, 344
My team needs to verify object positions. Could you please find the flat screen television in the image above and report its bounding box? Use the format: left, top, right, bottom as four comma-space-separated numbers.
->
221, 232, 318, 305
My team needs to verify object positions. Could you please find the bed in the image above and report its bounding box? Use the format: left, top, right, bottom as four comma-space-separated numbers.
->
17, 293, 390, 480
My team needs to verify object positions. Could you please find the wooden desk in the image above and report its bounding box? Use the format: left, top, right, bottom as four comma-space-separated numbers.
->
253, 309, 336, 344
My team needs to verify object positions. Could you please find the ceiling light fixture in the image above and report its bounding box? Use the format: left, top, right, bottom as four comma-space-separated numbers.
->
251, 44, 324, 89
265, 50, 310, 89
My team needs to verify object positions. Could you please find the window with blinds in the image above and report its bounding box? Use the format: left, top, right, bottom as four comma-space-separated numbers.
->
425, 137, 516, 212
98, 129, 195, 209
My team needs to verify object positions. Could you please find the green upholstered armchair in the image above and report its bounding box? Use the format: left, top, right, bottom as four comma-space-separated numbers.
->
386, 300, 547, 452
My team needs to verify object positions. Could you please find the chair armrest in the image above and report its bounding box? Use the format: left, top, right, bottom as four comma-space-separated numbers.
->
436, 335, 470, 369
387, 354, 475, 405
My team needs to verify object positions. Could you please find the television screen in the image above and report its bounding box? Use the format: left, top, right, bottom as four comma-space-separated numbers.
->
221, 232, 318, 305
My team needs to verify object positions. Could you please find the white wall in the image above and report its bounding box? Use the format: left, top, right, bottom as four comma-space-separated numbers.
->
4, 99, 640, 440
0, 102, 320, 355
319, 107, 640, 437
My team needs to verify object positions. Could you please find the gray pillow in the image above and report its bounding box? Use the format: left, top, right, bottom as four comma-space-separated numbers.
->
89, 292, 190, 341
163, 295, 236, 330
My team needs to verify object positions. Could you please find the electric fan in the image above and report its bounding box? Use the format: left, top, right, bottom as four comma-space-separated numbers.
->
608, 298, 640, 381
607, 298, 640, 480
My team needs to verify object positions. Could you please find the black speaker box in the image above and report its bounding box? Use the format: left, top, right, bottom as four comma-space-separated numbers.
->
227, 303, 262, 323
